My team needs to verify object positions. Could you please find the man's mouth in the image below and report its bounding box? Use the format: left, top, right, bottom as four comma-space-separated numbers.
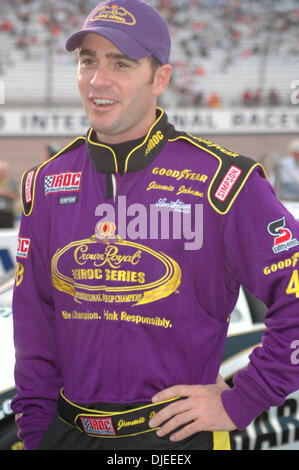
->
92, 98, 117, 107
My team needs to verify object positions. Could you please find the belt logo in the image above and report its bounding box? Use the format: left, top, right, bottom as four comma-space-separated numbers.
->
80, 415, 116, 436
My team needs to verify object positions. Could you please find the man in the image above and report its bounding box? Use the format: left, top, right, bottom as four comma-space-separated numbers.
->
12, 0, 299, 451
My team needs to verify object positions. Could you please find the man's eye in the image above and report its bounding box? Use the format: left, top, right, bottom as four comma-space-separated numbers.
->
81, 58, 95, 66
116, 61, 129, 69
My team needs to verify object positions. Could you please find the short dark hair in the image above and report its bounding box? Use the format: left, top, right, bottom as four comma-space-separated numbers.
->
150, 55, 162, 72
148, 55, 162, 84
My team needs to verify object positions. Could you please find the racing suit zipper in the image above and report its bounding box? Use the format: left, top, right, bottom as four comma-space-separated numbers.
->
112, 174, 117, 202
105, 174, 114, 200
105, 173, 118, 201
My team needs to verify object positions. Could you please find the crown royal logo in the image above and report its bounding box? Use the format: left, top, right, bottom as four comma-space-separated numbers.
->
51, 234, 181, 306
96, 221, 117, 240
90, 5, 136, 25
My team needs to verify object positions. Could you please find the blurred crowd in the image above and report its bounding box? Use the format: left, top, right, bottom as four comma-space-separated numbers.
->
270, 139, 299, 202
0, 0, 298, 107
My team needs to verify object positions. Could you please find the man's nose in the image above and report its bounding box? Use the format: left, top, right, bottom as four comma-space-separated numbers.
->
90, 65, 113, 87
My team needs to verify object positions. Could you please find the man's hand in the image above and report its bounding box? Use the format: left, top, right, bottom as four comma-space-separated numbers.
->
148, 375, 237, 442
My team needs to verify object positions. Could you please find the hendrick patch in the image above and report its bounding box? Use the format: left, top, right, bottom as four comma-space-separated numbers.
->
267, 217, 299, 254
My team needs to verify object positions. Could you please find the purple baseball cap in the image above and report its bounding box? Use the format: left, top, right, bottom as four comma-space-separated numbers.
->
65, 0, 171, 65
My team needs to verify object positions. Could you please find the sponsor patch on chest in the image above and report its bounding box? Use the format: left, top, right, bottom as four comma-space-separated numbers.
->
44, 172, 81, 195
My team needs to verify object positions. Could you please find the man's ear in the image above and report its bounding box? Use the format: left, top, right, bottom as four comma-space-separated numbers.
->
152, 64, 173, 97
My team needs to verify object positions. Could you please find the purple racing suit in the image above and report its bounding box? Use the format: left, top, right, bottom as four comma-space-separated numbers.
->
11, 109, 299, 449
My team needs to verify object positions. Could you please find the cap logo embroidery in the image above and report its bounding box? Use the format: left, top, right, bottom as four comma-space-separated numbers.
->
90, 5, 136, 26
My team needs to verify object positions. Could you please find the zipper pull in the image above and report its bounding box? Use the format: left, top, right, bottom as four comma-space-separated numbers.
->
105, 174, 113, 200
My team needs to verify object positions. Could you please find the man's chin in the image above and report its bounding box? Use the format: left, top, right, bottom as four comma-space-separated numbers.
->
89, 120, 124, 143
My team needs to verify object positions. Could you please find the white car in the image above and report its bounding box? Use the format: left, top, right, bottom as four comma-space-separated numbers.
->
222, 287, 299, 450
0, 203, 299, 450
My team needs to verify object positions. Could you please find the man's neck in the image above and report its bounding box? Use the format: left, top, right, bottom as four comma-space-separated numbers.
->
95, 106, 157, 145
95, 134, 146, 174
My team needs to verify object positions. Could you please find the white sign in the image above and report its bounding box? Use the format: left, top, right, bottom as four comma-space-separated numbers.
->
168, 108, 299, 134
0, 81, 4, 105
0, 107, 298, 136
0, 108, 90, 137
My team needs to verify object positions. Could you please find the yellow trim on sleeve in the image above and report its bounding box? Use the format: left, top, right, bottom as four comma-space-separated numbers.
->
208, 162, 267, 215
168, 134, 268, 215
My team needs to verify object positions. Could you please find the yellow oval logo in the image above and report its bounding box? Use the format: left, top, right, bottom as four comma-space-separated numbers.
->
90, 5, 136, 26
52, 235, 181, 306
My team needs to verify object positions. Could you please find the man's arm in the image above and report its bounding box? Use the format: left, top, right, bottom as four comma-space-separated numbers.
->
11, 170, 61, 450
149, 169, 299, 440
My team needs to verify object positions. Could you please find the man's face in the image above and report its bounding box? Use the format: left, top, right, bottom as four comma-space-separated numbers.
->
77, 33, 170, 144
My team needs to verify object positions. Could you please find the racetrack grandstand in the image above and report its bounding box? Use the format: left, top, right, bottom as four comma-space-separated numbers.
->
0, 0, 298, 107
0, 0, 298, 200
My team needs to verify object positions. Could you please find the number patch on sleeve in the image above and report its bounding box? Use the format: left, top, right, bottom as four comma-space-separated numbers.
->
286, 270, 299, 298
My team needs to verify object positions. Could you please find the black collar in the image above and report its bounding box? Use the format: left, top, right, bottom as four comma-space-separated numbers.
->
86, 108, 175, 175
